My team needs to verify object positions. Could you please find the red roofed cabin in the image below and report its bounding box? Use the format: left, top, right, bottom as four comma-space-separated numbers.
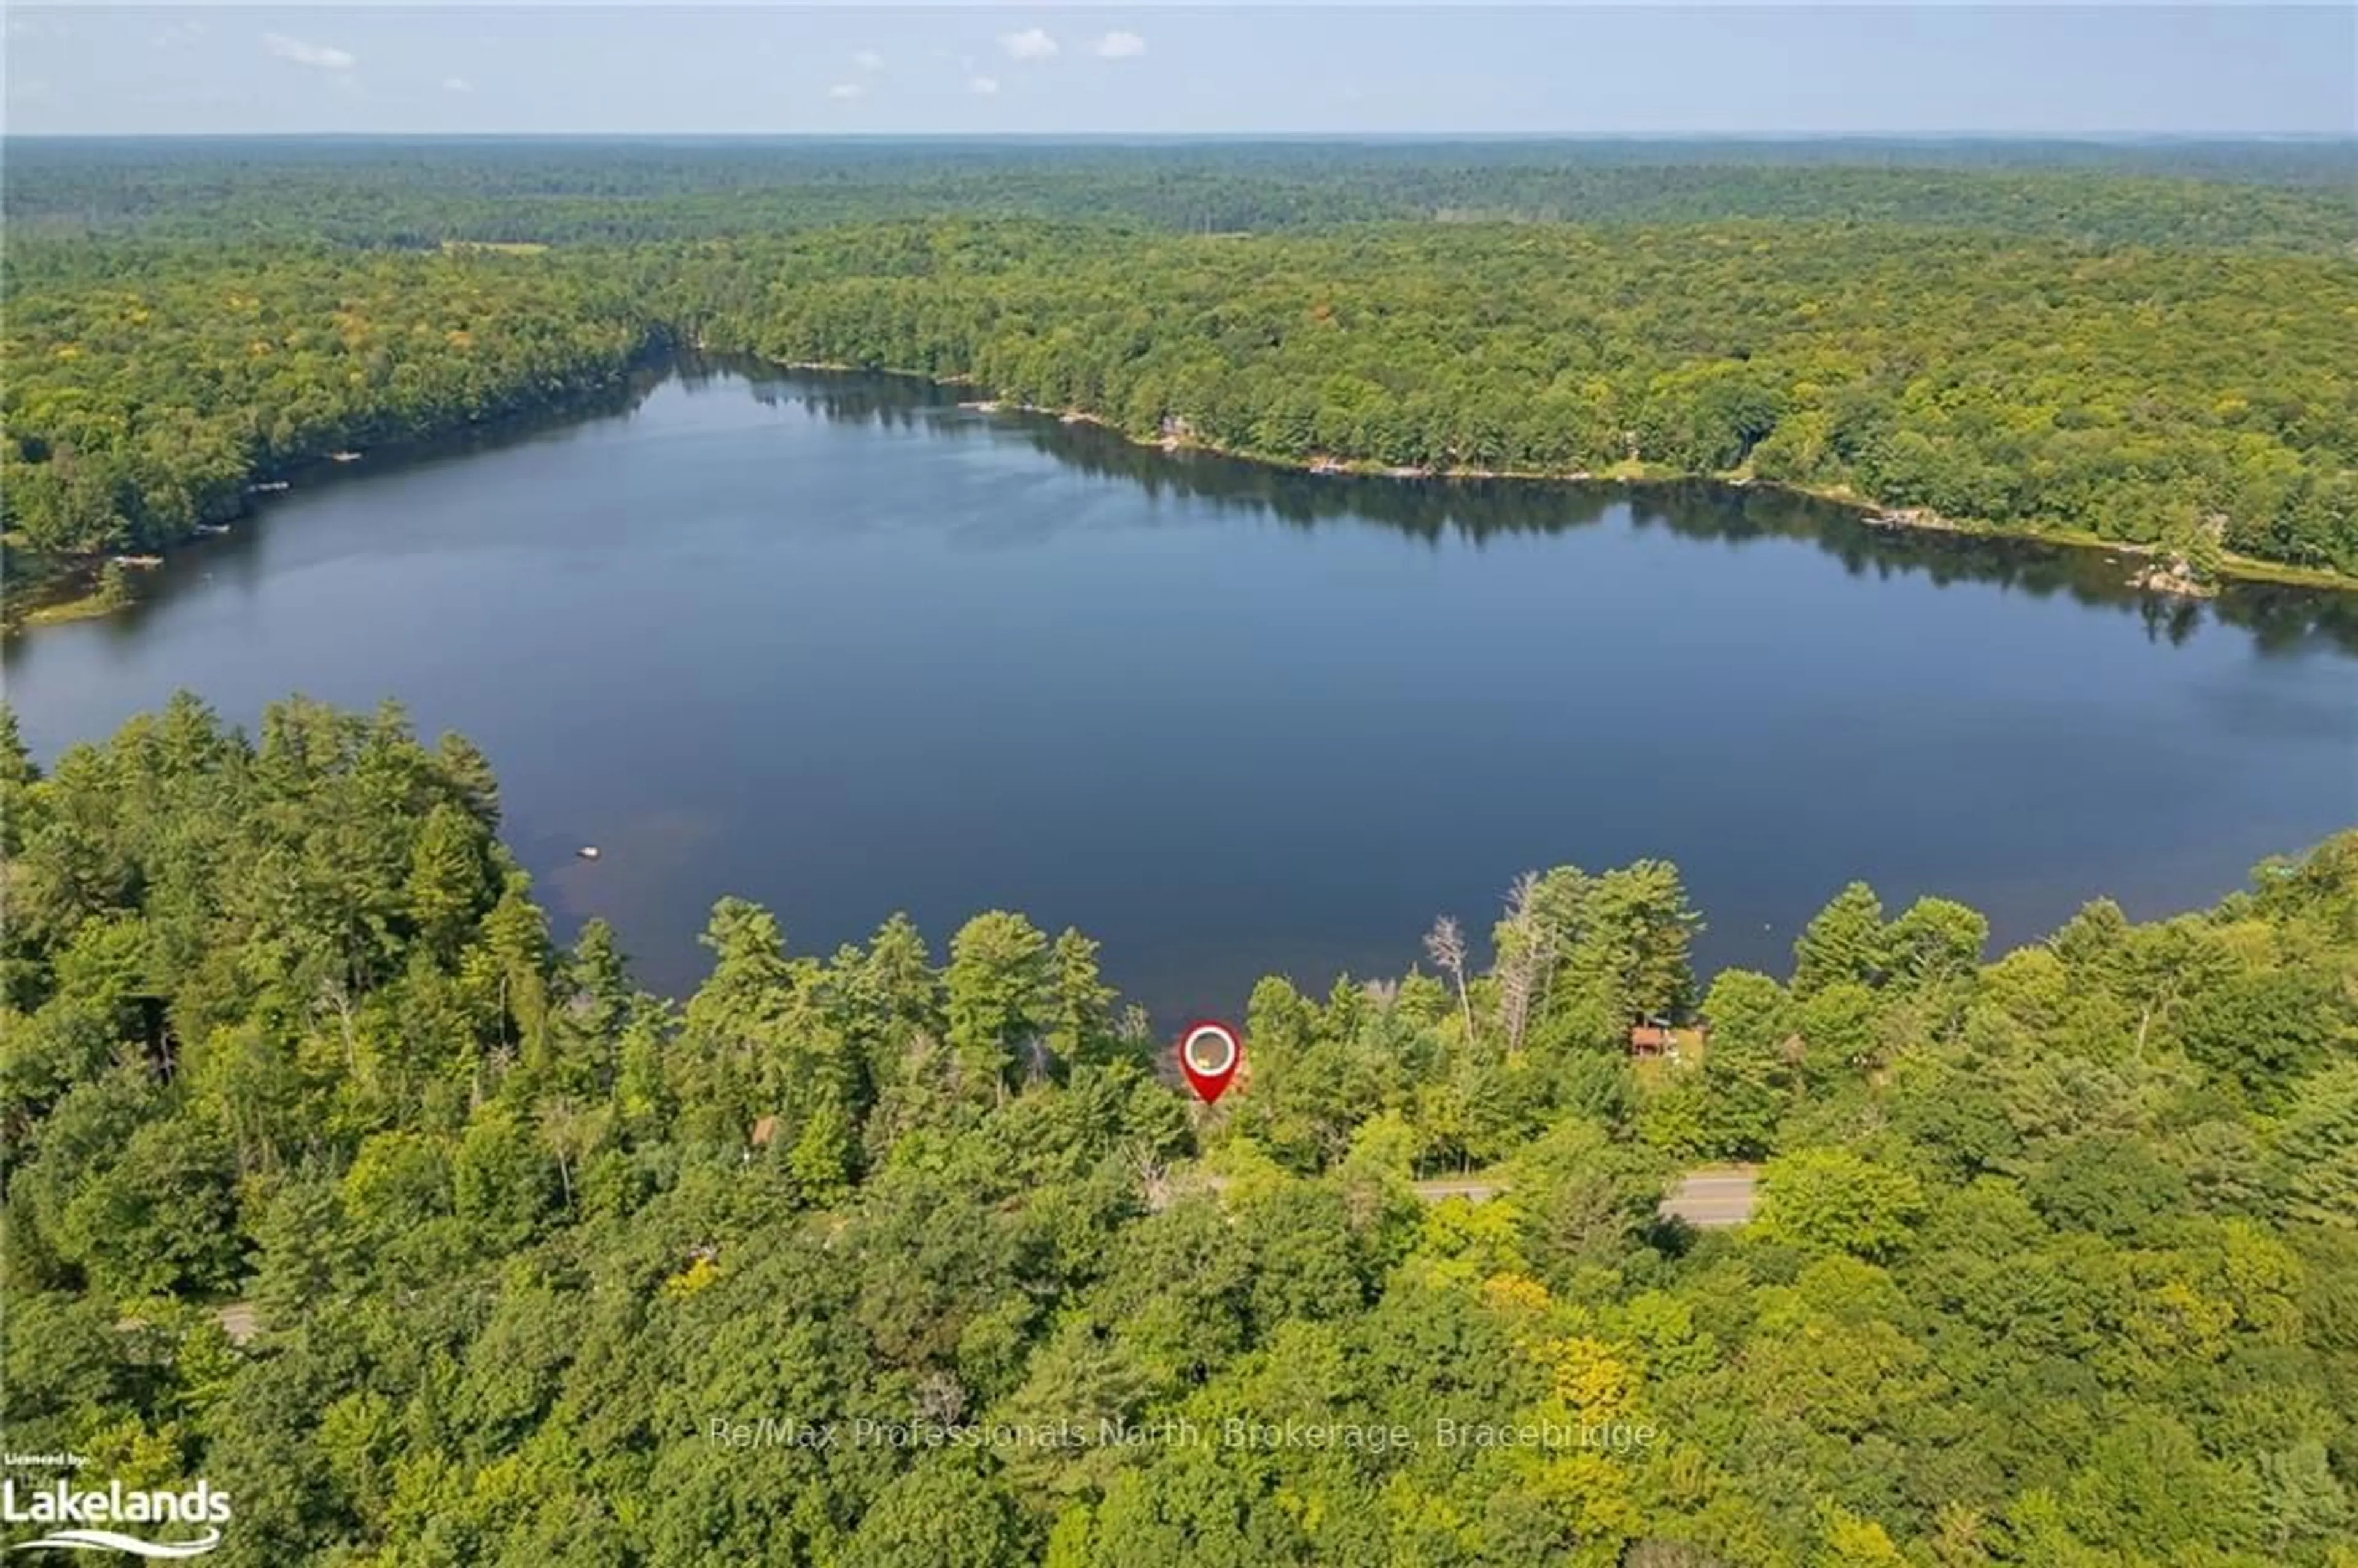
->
1629, 1014, 1710, 1061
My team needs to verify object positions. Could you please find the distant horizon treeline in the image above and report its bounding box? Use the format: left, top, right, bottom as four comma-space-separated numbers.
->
7, 209, 2356, 602
9, 136, 2355, 249
2, 692, 2356, 1565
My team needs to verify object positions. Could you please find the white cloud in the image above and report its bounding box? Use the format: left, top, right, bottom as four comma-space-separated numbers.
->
150, 19, 209, 49
442, 76, 473, 94
998, 28, 1057, 62
854, 49, 884, 72
827, 82, 864, 101
262, 32, 355, 71
1091, 31, 1146, 60
968, 75, 1000, 96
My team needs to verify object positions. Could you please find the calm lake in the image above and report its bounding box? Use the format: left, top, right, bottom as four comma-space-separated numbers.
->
9, 361, 2355, 1016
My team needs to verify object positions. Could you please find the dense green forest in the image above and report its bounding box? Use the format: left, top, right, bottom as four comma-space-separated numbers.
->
1, 244, 662, 572
8, 148, 2358, 609
10, 138, 2355, 249
4, 694, 2356, 1565
674, 221, 2358, 573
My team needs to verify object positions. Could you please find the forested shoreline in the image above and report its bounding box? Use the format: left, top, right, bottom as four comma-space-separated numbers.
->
4, 693, 2355, 1565
6, 230, 2356, 615
0, 243, 674, 619
670, 219, 2357, 584
6, 139, 2358, 620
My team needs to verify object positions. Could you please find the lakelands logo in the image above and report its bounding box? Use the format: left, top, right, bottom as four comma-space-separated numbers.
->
1, 1478, 231, 1558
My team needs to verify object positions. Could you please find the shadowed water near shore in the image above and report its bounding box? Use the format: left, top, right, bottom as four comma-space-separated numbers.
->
741, 359, 2358, 649
11, 358, 2354, 1015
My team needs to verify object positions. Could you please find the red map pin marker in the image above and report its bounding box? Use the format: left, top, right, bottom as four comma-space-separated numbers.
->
1177, 1020, 1242, 1103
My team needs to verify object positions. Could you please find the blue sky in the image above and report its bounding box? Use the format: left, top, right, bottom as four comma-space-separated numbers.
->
5, 5, 2351, 136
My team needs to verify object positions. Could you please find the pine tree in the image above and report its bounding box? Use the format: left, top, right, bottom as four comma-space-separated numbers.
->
251, 1174, 352, 1329
1792, 882, 1888, 996
944, 911, 1049, 1103
1047, 926, 1116, 1071
404, 801, 488, 961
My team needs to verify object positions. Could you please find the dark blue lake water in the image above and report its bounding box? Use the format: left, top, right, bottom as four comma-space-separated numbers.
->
10, 362, 2353, 1015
